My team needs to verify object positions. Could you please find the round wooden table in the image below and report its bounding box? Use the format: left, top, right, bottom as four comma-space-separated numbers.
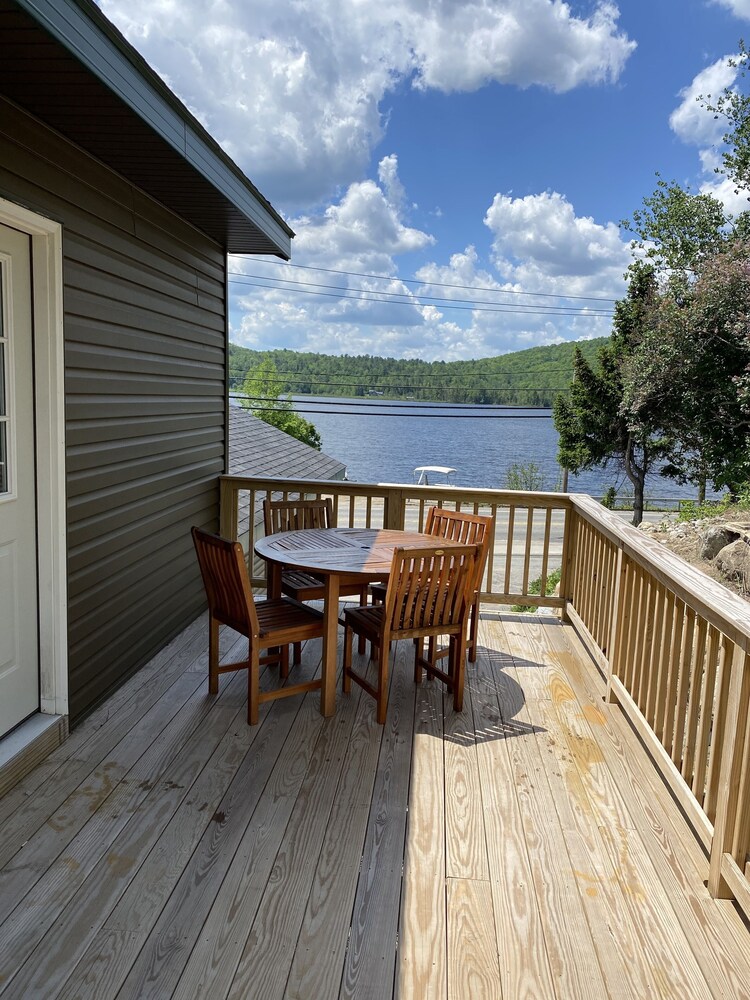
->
255, 527, 465, 716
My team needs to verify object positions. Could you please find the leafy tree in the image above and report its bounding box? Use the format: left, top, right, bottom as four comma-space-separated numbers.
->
620, 176, 728, 273
624, 244, 750, 498
240, 359, 322, 450
700, 40, 750, 198
504, 462, 546, 492
554, 264, 671, 525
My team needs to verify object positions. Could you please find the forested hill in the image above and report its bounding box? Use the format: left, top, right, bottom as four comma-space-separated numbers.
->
228, 338, 607, 407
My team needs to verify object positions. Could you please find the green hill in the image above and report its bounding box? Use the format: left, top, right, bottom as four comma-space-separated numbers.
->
228, 337, 607, 407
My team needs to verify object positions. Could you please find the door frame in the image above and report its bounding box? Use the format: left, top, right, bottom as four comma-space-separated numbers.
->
0, 197, 67, 719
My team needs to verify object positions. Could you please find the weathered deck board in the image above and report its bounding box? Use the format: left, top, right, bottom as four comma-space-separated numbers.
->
0, 611, 748, 999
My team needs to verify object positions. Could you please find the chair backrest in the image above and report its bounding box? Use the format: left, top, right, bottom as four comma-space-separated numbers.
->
425, 507, 493, 594
263, 497, 333, 535
192, 526, 259, 636
382, 543, 479, 639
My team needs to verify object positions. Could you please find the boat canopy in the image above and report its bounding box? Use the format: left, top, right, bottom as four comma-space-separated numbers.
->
413, 466, 457, 485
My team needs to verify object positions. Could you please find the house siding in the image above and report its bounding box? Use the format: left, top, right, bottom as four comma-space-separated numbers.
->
0, 96, 225, 722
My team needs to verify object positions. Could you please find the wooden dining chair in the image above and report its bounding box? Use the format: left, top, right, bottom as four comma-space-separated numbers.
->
342, 543, 479, 724
262, 497, 370, 661
192, 526, 325, 724
369, 506, 493, 663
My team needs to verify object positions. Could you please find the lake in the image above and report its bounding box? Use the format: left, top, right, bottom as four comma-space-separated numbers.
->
291, 396, 708, 502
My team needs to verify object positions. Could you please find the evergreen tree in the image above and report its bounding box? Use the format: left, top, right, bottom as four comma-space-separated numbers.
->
554, 264, 670, 525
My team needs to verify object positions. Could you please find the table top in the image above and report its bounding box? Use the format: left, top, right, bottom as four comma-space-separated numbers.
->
254, 526, 464, 578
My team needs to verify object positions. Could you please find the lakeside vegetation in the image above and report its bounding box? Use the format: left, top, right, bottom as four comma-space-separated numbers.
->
229, 338, 607, 407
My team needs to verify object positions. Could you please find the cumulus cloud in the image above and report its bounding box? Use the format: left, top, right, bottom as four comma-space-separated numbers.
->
712, 0, 750, 17
668, 54, 750, 215
669, 56, 738, 147
484, 191, 630, 299
100, 0, 634, 206
229, 177, 624, 361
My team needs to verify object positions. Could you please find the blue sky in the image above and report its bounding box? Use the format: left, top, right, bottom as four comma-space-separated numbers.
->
100, 0, 750, 361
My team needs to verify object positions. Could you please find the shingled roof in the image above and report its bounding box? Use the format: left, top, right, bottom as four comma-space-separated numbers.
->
228, 406, 346, 481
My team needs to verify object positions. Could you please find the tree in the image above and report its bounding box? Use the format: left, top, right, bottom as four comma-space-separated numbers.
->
700, 40, 750, 198
554, 264, 671, 525
624, 244, 750, 498
504, 462, 546, 492
620, 176, 728, 273
240, 359, 322, 450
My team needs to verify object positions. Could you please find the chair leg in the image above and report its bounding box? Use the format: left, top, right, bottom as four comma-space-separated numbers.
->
414, 638, 423, 683
376, 642, 389, 725
208, 617, 220, 695
248, 648, 261, 725
468, 597, 479, 663
343, 624, 353, 694
451, 632, 468, 713
357, 585, 368, 654
292, 641, 302, 666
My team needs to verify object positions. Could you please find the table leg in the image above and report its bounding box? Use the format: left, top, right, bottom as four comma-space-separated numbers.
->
321, 574, 340, 717
267, 562, 282, 599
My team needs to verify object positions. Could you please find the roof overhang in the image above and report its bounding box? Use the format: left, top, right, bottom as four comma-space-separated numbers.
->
0, 0, 293, 257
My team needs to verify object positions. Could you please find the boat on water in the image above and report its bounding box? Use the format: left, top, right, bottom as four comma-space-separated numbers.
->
413, 465, 457, 487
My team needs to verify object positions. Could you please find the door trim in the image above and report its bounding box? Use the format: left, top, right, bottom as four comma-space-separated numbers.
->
0, 197, 67, 718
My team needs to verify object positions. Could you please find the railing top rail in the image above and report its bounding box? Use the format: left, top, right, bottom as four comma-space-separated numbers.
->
571, 493, 750, 648
219, 474, 573, 510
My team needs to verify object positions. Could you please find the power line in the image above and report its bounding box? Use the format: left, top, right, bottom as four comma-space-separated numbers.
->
236, 402, 555, 419
232, 259, 618, 304
229, 273, 615, 318
230, 277, 614, 318
232, 394, 563, 411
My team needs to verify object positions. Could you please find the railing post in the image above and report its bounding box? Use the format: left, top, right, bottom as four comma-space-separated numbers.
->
558, 504, 576, 623
383, 488, 406, 530
219, 476, 238, 540
605, 547, 625, 703
708, 643, 750, 898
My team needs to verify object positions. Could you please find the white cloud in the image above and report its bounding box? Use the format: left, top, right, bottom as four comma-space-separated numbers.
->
99, 0, 634, 206
669, 56, 738, 147
230, 180, 624, 361
411, 0, 635, 94
669, 54, 750, 214
712, 0, 750, 18
484, 191, 630, 298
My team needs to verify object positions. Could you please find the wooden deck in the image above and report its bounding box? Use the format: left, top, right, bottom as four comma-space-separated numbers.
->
0, 610, 748, 999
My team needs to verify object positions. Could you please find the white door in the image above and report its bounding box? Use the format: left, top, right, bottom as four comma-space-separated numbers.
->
0, 221, 39, 737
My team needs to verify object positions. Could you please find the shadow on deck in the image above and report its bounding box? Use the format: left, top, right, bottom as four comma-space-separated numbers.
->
0, 611, 748, 999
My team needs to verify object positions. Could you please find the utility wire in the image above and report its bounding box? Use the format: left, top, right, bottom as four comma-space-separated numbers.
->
232, 260, 618, 304
229, 273, 614, 317
230, 277, 614, 318
237, 403, 555, 419
232, 394, 562, 411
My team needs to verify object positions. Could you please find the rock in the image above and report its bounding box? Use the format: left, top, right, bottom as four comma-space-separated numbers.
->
715, 539, 750, 592
700, 525, 741, 560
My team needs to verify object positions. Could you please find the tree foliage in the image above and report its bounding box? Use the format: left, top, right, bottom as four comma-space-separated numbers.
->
240, 359, 322, 450
554, 264, 671, 525
625, 244, 750, 495
700, 39, 750, 198
620, 176, 728, 273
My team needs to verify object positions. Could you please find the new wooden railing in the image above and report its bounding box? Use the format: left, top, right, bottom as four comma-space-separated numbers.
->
565, 494, 750, 918
219, 475, 572, 609
219, 476, 750, 917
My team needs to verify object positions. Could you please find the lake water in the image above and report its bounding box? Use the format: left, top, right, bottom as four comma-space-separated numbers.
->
291, 396, 707, 502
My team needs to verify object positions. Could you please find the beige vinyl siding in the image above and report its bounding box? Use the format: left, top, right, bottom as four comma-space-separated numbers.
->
0, 96, 226, 722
